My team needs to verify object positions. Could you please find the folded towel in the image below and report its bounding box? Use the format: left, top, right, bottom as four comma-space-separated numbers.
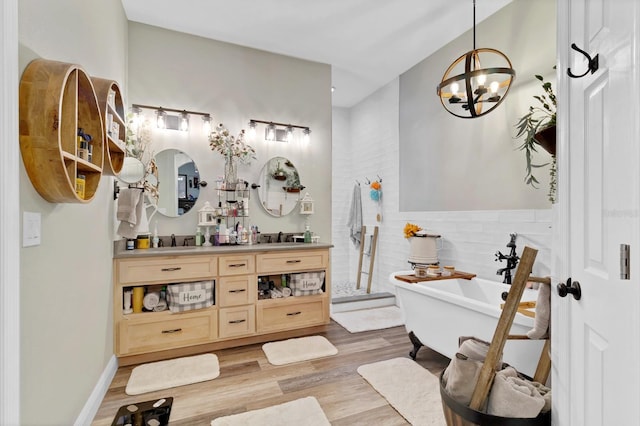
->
443, 352, 484, 407
143, 292, 160, 310
347, 184, 362, 248
443, 336, 504, 408
527, 282, 551, 339
487, 367, 545, 418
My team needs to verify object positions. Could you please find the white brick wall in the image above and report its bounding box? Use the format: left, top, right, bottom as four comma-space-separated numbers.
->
332, 79, 552, 295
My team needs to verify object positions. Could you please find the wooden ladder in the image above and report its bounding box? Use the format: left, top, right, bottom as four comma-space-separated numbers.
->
469, 246, 551, 411
355, 225, 378, 294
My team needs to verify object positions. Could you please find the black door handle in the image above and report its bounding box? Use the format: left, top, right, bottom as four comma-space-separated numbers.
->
557, 277, 582, 300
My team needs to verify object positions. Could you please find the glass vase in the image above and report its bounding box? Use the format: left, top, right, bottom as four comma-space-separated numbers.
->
224, 155, 238, 190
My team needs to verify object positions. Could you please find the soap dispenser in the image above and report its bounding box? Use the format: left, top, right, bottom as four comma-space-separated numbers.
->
304, 225, 312, 243
196, 227, 203, 246
152, 222, 160, 248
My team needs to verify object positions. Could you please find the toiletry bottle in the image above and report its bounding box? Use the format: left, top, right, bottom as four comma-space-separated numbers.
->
196, 227, 203, 246
304, 225, 312, 243
152, 222, 159, 248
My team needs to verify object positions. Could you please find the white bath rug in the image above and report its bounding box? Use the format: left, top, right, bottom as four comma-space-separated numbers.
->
331, 305, 404, 333
262, 335, 338, 365
357, 357, 446, 426
211, 396, 330, 426
125, 353, 220, 395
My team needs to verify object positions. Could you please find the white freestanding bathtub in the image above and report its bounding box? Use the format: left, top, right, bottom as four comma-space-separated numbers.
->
390, 271, 545, 377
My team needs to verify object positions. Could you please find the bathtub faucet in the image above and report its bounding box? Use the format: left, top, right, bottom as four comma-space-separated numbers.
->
495, 233, 519, 284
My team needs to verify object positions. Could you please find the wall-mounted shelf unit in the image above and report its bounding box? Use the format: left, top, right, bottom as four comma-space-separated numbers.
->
19, 59, 104, 203
91, 77, 126, 176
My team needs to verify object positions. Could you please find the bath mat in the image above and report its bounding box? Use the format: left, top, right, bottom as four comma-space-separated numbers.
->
211, 396, 330, 426
357, 357, 446, 426
331, 305, 404, 333
262, 335, 338, 365
126, 353, 220, 395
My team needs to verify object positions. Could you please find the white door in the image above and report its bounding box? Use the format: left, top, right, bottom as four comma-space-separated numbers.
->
556, 0, 640, 425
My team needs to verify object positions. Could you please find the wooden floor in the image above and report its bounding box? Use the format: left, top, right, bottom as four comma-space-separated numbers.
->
92, 320, 450, 425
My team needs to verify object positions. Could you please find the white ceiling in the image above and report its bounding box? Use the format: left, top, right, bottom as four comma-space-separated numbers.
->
121, 0, 513, 108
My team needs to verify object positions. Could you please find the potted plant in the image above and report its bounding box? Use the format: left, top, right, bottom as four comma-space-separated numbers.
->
514, 74, 557, 203
284, 170, 305, 193
271, 161, 288, 181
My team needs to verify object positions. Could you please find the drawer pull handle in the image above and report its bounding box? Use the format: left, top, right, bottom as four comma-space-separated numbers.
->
229, 319, 246, 324
161, 328, 182, 334
286, 311, 302, 316
286, 260, 302, 264
229, 263, 246, 268
161, 267, 182, 272
229, 289, 246, 293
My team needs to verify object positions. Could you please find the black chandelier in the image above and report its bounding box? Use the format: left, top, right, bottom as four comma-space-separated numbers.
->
436, 0, 515, 118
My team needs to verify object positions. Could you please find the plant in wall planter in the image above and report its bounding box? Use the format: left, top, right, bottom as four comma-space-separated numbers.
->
272, 161, 288, 181
283, 170, 305, 193
514, 74, 557, 203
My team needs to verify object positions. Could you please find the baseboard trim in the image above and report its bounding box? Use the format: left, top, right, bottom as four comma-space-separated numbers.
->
74, 355, 118, 426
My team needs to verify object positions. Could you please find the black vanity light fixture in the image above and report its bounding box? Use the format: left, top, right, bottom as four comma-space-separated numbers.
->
248, 119, 311, 143
436, 0, 515, 118
131, 103, 213, 135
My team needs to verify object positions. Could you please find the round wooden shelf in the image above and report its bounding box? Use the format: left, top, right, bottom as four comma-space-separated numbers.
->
92, 77, 126, 176
19, 59, 104, 203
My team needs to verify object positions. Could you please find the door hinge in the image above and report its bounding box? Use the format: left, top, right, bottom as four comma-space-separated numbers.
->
620, 244, 630, 280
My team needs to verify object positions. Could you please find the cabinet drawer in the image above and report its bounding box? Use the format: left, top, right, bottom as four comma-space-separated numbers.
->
219, 306, 256, 339
218, 254, 255, 276
256, 250, 328, 274
117, 256, 217, 285
257, 298, 328, 333
118, 309, 217, 355
219, 275, 256, 307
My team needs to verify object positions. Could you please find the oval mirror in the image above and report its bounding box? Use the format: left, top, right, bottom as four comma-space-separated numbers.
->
118, 157, 145, 184
257, 156, 304, 217
148, 148, 200, 217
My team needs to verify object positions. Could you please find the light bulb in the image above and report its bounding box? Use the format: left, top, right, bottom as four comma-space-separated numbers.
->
156, 110, 166, 129
477, 74, 487, 86
302, 128, 311, 144
266, 123, 275, 141
490, 81, 499, 94
451, 82, 459, 96
248, 121, 256, 139
202, 115, 212, 135
180, 112, 189, 132
286, 126, 294, 142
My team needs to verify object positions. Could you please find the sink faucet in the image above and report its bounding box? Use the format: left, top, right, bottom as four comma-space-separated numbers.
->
495, 233, 519, 284
277, 231, 283, 243
170, 234, 177, 247
183, 237, 194, 246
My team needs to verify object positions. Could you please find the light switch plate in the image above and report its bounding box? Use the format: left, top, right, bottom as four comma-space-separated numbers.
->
23, 211, 41, 247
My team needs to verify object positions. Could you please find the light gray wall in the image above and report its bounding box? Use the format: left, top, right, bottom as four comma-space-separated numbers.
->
332, 81, 552, 297
127, 23, 332, 241
18, 0, 128, 424
400, 0, 557, 211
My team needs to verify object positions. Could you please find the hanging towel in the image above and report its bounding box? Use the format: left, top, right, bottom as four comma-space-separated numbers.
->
527, 282, 551, 339
117, 188, 145, 239
347, 183, 363, 248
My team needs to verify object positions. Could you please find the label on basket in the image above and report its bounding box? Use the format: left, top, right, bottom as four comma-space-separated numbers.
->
177, 288, 207, 305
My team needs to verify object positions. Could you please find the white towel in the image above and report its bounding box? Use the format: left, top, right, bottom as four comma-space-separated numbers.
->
347, 184, 362, 248
117, 188, 145, 239
527, 283, 551, 339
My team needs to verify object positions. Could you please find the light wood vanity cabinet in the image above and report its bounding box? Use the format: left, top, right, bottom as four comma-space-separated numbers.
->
113, 246, 331, 364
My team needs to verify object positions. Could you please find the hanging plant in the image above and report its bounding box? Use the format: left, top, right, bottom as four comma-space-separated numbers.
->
514, 73, 557, 203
